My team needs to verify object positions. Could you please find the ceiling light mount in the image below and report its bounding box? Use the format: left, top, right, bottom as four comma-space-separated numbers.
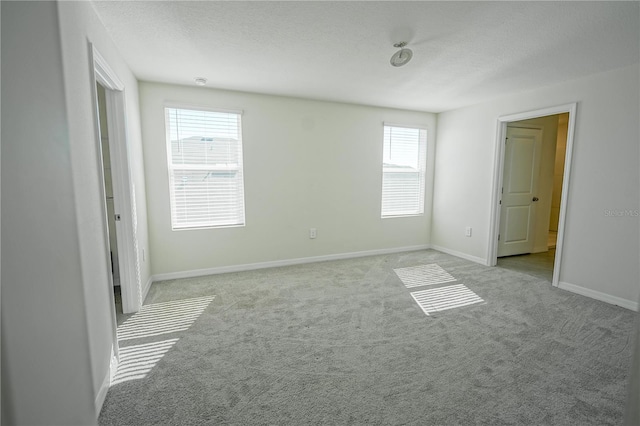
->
390, 42, 413, 67
194, 77, 207, 86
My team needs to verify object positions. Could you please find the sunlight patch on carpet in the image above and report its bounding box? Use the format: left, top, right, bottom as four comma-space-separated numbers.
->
394, 264, 457, 288
111, 338, 179, 385
410, 284, 484, 315
117, 295, 215, 341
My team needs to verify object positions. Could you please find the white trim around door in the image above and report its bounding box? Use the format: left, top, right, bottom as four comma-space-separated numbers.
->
90, 43, 142, 314
488, 103, 578, 288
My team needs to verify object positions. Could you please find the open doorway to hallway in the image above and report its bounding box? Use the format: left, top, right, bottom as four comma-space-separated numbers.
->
92, 44, 141, 318
496, 112, 569, 282
96, 82, 123, 314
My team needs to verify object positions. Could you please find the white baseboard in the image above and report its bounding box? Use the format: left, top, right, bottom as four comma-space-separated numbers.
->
430, 245, 488, 266
95, 348, 118, 417
151, 245, 431, 283
558, 281, 639, 312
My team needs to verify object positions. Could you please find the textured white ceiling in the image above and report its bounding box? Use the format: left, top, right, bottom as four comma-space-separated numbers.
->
92, 1, 639, 112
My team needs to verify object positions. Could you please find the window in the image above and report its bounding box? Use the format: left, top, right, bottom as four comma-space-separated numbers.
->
381, 124, 427, 217
165, 107, 245, 230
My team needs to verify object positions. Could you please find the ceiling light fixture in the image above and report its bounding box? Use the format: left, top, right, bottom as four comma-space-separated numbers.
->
390, 42, 413, 67
194, 77, 207, 86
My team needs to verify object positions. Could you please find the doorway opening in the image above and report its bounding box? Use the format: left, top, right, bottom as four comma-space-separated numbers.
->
488, 104, 577, 288
91, 44, 141, 317
96, 83, 123, 313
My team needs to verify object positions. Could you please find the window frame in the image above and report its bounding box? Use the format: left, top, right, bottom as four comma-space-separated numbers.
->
164, 105, 246, 231
380, 123, 428, 218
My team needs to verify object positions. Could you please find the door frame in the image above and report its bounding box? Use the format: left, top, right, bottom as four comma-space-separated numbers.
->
488, 103, 577, 288
90, 44, 141, 314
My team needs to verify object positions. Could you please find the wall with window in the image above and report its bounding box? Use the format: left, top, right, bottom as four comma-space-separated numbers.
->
140, 82, 436, 276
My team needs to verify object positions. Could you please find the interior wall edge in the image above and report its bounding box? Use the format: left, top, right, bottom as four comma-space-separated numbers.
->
142, 275, 153, 306
94, 362, 111, 418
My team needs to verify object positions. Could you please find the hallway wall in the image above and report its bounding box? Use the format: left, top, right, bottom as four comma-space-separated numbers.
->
1, 2, 96, 424
550, 114, 569, 232
1, 1, 151, 424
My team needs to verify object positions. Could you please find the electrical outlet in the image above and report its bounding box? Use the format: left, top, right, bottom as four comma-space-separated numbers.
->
465, 227, 472, 237
309, 228, 317, 239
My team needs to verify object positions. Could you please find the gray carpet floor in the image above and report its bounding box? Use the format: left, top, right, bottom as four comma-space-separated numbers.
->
99, 249, 637, 425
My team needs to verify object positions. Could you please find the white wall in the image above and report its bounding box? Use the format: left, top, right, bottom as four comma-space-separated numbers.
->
140, 83, 436, 276
433, 64, 640, 307
1, 1, 151, 424
1, 2, 96, 424
56, 0, 151, 413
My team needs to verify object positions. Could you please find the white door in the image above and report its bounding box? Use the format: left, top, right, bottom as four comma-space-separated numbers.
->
498, 126, 542, 257
97, 83, 121, 287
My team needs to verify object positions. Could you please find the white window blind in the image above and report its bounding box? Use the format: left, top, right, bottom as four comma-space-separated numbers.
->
165, 107, 246, 230
381, 125, 427, 217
